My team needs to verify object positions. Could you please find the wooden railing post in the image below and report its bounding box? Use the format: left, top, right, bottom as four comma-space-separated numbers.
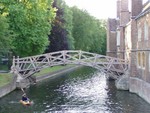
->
79, 50, 82, 60
10, 56, 16, 73
12, 56, 15, 67
11, 50, 129, 80
17, 56, 20, 71
63, 50, 66, 65
47, 53, 51, 66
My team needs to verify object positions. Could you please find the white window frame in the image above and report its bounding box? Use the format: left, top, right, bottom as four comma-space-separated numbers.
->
144, 21, 148, 40
117, 30, 120, 46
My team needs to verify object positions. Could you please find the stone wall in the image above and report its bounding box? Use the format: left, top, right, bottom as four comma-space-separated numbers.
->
130, 77, 150, 103
115, 72, 129, 90
0, 66, 81, 98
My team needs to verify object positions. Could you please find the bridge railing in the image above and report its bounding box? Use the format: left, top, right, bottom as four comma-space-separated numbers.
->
11, 50, 128, 80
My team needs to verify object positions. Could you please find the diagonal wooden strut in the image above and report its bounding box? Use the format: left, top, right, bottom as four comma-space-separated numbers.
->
11, 50, 128, 81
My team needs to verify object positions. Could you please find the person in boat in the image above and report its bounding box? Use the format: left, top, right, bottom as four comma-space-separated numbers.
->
22, 93, 30, 102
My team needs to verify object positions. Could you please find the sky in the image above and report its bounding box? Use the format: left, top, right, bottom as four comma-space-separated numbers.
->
64, 0, 149, 19
64, 0, 117, 19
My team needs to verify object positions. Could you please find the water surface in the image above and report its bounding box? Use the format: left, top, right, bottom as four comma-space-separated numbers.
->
0, 67, 150, 113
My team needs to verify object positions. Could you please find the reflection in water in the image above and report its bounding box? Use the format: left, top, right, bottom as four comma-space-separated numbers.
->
0, 67, 150, 113
56, 73, 108, 113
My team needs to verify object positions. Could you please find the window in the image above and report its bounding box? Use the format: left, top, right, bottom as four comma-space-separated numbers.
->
142, 52, 146, 69
138, 52, 146, 69
117, 30, 120, 46
144, 21, 148, 40
138, 52, 141, 68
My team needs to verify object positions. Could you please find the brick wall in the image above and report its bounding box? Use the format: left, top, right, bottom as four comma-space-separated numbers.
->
106, 19, 117, 57
135, 13, 150, 83
131, 0, 143, 18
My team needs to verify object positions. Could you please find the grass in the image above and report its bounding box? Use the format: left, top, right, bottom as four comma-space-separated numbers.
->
33, 65, 72, 76
0, 73, 12, 87
0, 65, 73, 87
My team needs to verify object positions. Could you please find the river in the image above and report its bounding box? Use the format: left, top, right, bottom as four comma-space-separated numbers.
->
0, 67, 150, 113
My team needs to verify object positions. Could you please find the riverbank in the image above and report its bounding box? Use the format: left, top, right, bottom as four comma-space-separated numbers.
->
0, 65, 81, 98
35, 65, 80, 82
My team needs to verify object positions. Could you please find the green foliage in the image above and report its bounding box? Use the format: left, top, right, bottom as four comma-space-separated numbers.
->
45, 0, 74, 52
89, 19, 107, 55
56, 0, 74, 50
99, 20, 107, 55
71, 7, 106, 54
0, 0, 106, 57
1, 0, 56, 57
0, 13, 12, 51
71, 7, 91, 51
62, 3, 74, 49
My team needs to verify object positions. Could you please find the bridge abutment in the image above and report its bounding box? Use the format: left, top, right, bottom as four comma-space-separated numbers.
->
115, 71, 129, 90
16, 76, 36, 89
129, 77, 150, 104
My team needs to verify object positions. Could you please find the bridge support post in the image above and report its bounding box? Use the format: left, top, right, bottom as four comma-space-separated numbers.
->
16, 78, 30, 89
115, 70, 129, 90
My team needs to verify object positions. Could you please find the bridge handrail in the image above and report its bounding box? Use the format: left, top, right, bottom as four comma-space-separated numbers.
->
13, 50, 128, 62
11, 50, 128, 81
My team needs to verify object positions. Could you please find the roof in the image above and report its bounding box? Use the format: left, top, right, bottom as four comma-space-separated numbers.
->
135, 1, 150, 20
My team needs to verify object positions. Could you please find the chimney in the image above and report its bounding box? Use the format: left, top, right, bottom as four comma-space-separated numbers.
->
117, 0, 121, 18
131, 0, 143, 18
121, 0, 128, 11
120, 0, 130, 26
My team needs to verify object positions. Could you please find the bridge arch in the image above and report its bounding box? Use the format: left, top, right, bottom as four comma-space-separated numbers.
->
11, 50, 128, 82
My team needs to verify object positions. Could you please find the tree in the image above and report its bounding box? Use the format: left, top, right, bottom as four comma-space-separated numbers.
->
0, 13, 11, 52
99, 20, 107, 55
62, 2, 74, 50
71, 7, 93, 51
1, 0, 56, 57
89, 19, 107, 55
45, 0, 74, 53
71, 6, 106, 54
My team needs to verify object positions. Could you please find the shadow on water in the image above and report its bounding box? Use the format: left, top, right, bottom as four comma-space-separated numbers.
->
0, 67, 150, 113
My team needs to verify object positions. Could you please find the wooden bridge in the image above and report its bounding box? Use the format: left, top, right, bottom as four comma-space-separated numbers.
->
11, 50, 128, 82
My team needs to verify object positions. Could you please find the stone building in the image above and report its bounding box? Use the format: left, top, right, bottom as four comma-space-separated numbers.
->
107, 0, 150, 103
